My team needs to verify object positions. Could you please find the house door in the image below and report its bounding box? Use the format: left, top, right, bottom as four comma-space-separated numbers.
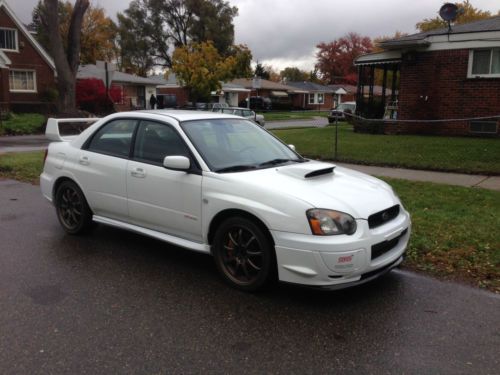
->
137, 86, 146, 109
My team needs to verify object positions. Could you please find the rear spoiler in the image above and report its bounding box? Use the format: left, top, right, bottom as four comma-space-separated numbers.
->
46, 117, 100, 142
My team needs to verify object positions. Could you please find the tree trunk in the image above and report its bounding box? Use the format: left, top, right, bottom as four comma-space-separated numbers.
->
43, 0, 89, 114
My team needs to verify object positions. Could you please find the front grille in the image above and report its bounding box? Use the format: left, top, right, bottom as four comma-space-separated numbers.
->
371, 229, 408, 260
368, 205, 400, 229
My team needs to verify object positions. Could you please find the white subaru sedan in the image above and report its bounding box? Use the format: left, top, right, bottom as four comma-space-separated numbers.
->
41, 111, 411, 291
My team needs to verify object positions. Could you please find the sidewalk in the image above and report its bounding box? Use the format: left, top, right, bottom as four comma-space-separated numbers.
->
0, 134, 48, 152
1, 135, 499, 191
337, 162, 500, 191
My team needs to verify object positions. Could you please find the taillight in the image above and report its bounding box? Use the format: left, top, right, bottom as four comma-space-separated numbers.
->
43, 149, 48, 167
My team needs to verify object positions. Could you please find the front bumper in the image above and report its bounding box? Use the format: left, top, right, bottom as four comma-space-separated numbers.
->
287, 256, 404, 290
270, 209, 411, 289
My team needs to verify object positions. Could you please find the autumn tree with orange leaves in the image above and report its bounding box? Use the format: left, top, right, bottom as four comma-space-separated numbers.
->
315, 32, 373, 84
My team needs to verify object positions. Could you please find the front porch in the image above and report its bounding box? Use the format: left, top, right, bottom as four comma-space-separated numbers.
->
354, 50, 401, 119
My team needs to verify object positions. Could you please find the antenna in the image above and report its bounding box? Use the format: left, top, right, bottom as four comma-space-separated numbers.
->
439, 3, 459, 32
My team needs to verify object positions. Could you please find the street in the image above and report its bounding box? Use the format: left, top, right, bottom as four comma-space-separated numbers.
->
0, 179, 499, 374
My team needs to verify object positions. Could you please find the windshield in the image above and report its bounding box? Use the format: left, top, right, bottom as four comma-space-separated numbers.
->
181, 119, 304, 172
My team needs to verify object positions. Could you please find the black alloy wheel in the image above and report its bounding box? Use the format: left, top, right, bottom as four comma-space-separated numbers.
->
213, 217, 276, 291
55, 181, 93, 234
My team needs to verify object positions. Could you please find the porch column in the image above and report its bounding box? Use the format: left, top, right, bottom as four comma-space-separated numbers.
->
391, 65, 398, 103
368, 65, 375, 106
356, 65, 363, 114
381, 64, 388, 112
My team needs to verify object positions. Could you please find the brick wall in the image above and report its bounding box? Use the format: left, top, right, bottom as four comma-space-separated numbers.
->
0, 67, 8, 103
0, 7, 56, 109
157, 87, 189, 107
398, 49, 500, 136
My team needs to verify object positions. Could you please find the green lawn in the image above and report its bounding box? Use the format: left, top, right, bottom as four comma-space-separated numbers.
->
0, 151, 44, 183
0, 113, 46, 135
272, 125, 500, 175
387, 178, 500, 293
259, 111, 329, 121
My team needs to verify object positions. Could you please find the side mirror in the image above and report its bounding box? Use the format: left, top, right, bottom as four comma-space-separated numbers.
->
163, 155, 190, 171
288, 144, 296, 151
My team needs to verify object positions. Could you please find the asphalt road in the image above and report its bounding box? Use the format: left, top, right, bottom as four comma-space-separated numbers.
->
1, 180, 499, 375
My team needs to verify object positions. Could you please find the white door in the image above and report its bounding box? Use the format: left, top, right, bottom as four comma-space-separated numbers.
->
126, 120, 203, 242
73, 118, 137, 221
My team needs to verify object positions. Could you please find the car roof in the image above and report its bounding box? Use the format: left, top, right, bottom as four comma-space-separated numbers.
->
131, 109, 241, 121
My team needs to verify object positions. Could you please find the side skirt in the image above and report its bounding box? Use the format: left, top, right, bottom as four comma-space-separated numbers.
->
92, 215, 210, 254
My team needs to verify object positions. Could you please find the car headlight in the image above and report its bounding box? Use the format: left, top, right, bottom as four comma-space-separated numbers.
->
306, 209, 357, 236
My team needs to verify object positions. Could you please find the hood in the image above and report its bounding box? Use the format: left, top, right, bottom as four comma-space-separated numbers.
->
220, 160, 399, 219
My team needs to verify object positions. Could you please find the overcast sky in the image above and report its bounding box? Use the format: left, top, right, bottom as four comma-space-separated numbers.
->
7, 0, 500, 71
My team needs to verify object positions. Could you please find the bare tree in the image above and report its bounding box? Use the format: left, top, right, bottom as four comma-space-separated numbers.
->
41, 0, 89, 113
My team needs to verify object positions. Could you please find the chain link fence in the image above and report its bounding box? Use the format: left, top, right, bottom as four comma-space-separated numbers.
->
265, 110, 500, 175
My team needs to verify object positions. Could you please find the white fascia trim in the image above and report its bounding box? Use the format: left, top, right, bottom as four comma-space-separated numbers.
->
222, 88, 251, 93
0, 1, 56, 73
0, 49, 11, 65
410, 30, 500, 52
156, 84, 182, 88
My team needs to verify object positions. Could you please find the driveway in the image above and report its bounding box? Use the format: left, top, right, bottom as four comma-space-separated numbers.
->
0, 180, 499, 374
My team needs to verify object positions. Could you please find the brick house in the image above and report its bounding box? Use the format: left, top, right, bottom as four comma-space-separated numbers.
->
77, 64, 167, 111
0, 0, 56, 113
229, 78, 299, 109
285, 81, 333, 110
157, 73, 250, 108
355, 16, 500, 136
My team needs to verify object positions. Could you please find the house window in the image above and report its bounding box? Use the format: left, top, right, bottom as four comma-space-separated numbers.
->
9, 70, 37, 92
469, 121, 498, 134
0, 28, 18, 51
317, 93, 324, 104
308, 93, 315, 104
469, 49, 500, 77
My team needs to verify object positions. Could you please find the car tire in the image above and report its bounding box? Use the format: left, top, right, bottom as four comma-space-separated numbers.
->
55, 180, 93, 235
212, 217, 276, 292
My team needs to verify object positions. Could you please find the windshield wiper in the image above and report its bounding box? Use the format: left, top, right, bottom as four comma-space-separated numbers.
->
258, 158, 304, 167
216, 165, 257, 173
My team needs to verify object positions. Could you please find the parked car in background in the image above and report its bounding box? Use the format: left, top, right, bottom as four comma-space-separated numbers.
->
328, 101, 356, 123
41, 110, 410, 291
239, 96, 272, 111
215, 107, 265, 126
207, 103, 229, 111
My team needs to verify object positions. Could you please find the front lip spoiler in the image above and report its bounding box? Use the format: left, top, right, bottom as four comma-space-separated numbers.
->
284, 256, 404, 291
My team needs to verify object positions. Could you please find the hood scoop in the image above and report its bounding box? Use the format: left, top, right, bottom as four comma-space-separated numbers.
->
304, 167, 335, 178
275, 161, 336, 180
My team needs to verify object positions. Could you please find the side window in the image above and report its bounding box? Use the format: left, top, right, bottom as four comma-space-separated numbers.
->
87, 119, 137, 157
133, 121, 189, 164
243, 110, 254, 117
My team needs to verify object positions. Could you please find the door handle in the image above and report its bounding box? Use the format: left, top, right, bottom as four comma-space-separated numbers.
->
79, 155, 90, 165
130, 167, 146, 178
